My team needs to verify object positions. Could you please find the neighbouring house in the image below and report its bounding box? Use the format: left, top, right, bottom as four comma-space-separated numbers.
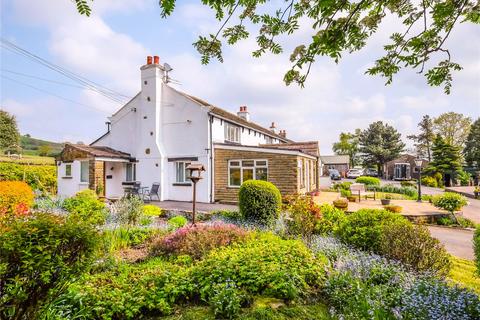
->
320, 155, 350, 177
384, 154, 429, 180
56, 56, 320, 203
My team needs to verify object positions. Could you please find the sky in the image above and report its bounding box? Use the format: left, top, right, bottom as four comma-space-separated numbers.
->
1, 0, 479, 154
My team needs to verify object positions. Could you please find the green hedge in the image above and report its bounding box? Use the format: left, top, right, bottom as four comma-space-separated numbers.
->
239, 180, 281, 225
0, 162, 56, 193
355, 176, 380, 186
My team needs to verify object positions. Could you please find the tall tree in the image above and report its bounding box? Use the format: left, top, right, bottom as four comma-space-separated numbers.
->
332, 129, 360, 167
425, 135, 462, 187
464, 118, 480, 169
0, 109, 20, 151
73, 1, 479, 93
359, 121, 405, 177
407, 115, 435, 161
433, 112, 472, 148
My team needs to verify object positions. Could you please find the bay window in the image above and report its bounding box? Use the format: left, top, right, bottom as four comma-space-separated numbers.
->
228, 159, 268, 187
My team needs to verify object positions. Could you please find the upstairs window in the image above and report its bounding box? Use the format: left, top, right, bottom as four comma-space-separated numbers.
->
126, 163, 136, 182
225, 123, 241, 143
175, 162, 191, 184
80, 161, 89, 183
228, 160, 268, 187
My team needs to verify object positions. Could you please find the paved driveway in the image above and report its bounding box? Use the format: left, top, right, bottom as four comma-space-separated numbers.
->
428, 226, 475, 260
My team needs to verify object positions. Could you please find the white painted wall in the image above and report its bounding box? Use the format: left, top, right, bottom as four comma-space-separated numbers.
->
57, 160, 89, 197
211, 117, 281, 146
104, 161, 127, 198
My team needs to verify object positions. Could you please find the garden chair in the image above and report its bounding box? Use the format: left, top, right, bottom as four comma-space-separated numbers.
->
142, 183, 160, 202
350, 183, 375, 202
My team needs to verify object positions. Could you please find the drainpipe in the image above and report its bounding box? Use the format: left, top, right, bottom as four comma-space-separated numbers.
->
209, 114, 214, 203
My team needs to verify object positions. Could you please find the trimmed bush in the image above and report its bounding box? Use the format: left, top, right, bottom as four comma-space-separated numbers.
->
316, 204, 346, 236
475, 225, 480, 276
383, 204, 402, 213
336, 209, 409, 251
168, 215, 188, 229
355, 176, 380, 186
0, 181, 34, 218
432, 192, 468, 214
150, 222, 249, 259
370, 184, 418, 199
283, 195, 321, 239
238, 180, 281, 225
143, 204, 163, 217
63, 189, 107, 226
0, 213, 99, 319
191, 233, 327, 302
380, 223, 451, 276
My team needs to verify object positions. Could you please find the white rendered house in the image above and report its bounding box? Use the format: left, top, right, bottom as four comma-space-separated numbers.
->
57, 56, 320, 203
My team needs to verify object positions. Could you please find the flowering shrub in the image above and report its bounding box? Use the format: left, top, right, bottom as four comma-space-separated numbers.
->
239, 180, 282, 225
63, 189, 107, 226
283, 194, 321, 240
0, 181, 34, 218
112, 195, 144, 226
398, 278, 480, 319
142, 204, 163, 217
209, 280, 245, 319
380, 223, 451, 276
475, 226, 480, 276
0, 213, 99, 319
150, 222, 249, 259
422, 176, 438, 187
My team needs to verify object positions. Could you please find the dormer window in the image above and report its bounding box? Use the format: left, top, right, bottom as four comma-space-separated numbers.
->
225, 123, 241, 143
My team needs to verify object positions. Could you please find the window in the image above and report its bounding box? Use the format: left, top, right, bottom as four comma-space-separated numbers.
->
298, 159, 305, 188
175, 162, 191, 183
80, 161, 89, 183
225, 123, 241, 143
126, 163, 136, 182
228, 159, 268, 187
65, 164, 72, 177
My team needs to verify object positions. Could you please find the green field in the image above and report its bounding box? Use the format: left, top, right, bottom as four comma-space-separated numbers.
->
0, 154, 56, 165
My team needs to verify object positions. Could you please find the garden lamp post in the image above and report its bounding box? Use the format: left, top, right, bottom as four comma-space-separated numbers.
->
186, 163, 205, 225
414, 158, 423, 202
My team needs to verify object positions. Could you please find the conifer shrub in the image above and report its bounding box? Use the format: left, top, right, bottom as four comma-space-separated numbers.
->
238, 180, 281, 225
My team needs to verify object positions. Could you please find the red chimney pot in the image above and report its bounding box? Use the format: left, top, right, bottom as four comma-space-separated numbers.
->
147, 56, 153, 65
153, 56, 160, 64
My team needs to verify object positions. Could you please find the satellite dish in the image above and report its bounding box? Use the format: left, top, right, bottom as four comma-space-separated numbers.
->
164, 63, 173, 72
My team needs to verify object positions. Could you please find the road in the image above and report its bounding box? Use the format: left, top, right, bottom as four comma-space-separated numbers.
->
428, 226, 475, 260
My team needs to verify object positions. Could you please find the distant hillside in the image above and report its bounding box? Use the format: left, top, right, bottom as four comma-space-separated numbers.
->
20, 135, 64, 156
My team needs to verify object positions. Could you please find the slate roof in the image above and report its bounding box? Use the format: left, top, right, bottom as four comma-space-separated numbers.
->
171, 87, 292, 143
260, 141, 320, 157
320, 155, 350, 164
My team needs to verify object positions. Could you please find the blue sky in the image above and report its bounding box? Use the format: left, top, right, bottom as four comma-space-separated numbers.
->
1, 0, 479, 154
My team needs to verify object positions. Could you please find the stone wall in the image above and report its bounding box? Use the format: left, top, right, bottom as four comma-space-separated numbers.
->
214, 148, 317, 203
89, 160, 105, 197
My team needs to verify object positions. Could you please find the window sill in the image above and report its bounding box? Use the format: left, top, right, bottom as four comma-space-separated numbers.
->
62, 176, 72, 179
227, 186, 240, 189
173, 183, 192, 187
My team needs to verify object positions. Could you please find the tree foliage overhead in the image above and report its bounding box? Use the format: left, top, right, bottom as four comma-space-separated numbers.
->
332, 129, 360, 167
72, 1, 479, 93
433, 111, 472, 148
0, 109, 20, 151
464, 117, 480, 169
359, 121, 405, 176
407, 115, 435, 161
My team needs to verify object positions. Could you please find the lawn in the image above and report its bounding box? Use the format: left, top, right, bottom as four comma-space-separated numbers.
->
0, 154, 55, 165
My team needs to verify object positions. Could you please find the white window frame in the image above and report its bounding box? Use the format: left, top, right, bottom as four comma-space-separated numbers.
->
298, 159, 305, 188
125, 163, 136, 182
80, 161, 89, 183
175, 161, 191, 184
64, 163, 72, 177
228, 159, 268, 187
224, 123, 241, 143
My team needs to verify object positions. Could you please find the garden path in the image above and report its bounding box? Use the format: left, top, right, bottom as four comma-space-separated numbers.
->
428, 226, 475, 260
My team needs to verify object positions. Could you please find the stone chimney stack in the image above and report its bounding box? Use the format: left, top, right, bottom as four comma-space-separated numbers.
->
237, 106, 250, 121
279, 130, 286, 138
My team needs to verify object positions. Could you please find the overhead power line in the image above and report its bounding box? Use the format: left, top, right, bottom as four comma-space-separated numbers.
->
1, 68, 97, 90
2, 75, 109, 113
0, 38, 132, 105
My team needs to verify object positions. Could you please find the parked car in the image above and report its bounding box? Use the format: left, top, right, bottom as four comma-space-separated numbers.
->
329, 169, 342, 180
346, 168, 363, 179
365, 168, 379, 177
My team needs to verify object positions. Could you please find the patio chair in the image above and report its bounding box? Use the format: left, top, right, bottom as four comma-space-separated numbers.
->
350, 183, 375, 202
123, 182, 142, 198
142, 183, 160, 202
